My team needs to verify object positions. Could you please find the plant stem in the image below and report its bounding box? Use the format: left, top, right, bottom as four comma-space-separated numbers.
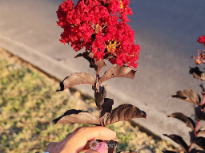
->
95, 71, 104, 126
96, 73, 100, 92
95, 72, 105, 143
96, 72, 101, 117
188, 93, 205, 152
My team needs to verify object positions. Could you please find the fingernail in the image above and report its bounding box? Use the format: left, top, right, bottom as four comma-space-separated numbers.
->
96, 142, 107, 153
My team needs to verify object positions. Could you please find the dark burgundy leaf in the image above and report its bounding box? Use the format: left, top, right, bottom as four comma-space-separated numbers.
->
99, 64, 137, 85
189, 131, 195, 143
53, 109, 100, 125
56, 73, 95, 92
163, 134, 188, 153
197, 126, 205, 136
117, 151, 138, 153
95, 85, 106, 109
198, 112, 205, 121
107, 140, 118, 153
104, 53, 114, 60
202, 104, 205, 110
75, 52, 106, 74
195, 137, 205, 150
191, 149, 205, 153
195, 106, 201, 120
163, 151, 177, 153
189, 67, 205, 81
200, 84, 205, 95
75, 52, 89, 58
100, 98, 114, 118
172, 89, 201, 105
167, 112, 195, 130
194, 106, 205, 121
102, 104, 147, 126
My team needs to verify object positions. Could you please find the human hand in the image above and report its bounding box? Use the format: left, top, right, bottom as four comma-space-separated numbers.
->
45, 126, 116, 153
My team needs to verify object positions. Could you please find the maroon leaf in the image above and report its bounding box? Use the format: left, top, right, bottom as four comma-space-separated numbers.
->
197, 126, 205, 136
75, 52, 106, 74
191, 149, 205, 153
100, 98, 114, 118
198, 112, 205, 121
195, 137, 205, 150
163, 134, 188, 153
56, 73, 95, 92
167, 112, 195, 130
102, 104, 147, 126
189, 131, 195, 143
189, 67, 205, 81
107, 140, 118, 153
99, 64, 137, 85
163, 151, 177, 153
95, 85, 107, 109
117, 151, 138, 153
194, 106, 205, 121
172, 89, 201, 105
202, 104, 205, 110
194, 106, 201, 120
104, 53, 114, 60
53, 109, 100, 125
200, 84, 205, 96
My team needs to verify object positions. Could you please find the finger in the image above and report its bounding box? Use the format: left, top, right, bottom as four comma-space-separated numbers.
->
85, 150, 100, 153
45, 142, 58, 152
62, 133, 72, 142
65, 133, 72, 138
66, 126, 116, 152
74, 126, 116, 141
51, 133, 73, 150
45, 133, 72, 152
85, 142, 108, 153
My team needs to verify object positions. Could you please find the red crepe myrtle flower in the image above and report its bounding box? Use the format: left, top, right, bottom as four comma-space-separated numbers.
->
57, 0, 140, 69
197, 36, 205, 45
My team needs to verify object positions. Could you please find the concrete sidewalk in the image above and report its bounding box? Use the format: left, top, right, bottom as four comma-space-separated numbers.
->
1, 0, 205, 145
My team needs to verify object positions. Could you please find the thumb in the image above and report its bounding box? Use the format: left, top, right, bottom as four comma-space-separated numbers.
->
85, 142, 108, 153
85, 150, 99, 153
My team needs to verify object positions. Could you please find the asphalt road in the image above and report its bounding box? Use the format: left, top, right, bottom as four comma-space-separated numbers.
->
1, 0, 205, 144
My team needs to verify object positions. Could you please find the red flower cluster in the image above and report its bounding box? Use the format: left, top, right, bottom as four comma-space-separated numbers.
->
57, 0, 140, 69
197, 36, 205, 45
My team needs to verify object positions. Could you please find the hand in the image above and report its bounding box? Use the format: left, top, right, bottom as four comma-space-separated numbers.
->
45, 126, 116, 153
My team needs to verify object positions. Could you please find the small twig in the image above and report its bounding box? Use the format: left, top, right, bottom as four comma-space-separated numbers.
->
96, 72, 100, 92
96, 72, 105, 143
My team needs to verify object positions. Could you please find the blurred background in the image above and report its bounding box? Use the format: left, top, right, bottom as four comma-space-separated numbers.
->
0, 0, 205, 152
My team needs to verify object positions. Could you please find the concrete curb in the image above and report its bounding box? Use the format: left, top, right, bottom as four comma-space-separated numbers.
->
0, 34, 191, 147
